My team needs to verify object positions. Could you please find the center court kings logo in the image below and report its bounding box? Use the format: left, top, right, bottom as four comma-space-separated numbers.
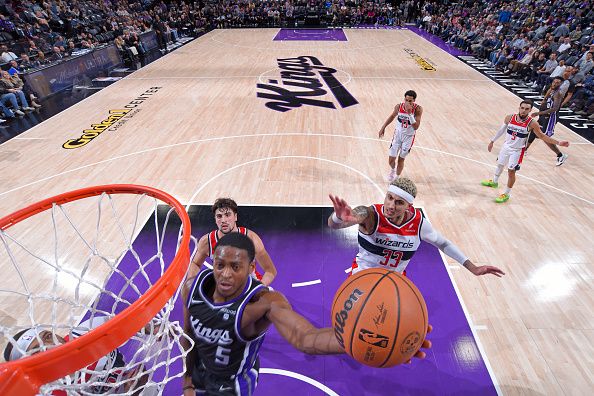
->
257, 56, 359, 112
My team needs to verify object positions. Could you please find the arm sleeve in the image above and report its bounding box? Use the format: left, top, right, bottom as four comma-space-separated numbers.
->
420, 217, 468, 265
491, 124, 507, 142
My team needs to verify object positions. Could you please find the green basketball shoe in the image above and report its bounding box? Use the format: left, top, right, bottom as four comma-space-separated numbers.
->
495, 193, 510, 203
481, 179, 498, 188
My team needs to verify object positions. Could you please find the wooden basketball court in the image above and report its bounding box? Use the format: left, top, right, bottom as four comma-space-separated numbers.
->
0, 28, 592, 395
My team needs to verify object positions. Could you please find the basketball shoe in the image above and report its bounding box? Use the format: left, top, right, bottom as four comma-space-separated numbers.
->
495, 193, 510, 203
556, 153, 568, 166
386, 169, 396, 182
481, 179, 498, 188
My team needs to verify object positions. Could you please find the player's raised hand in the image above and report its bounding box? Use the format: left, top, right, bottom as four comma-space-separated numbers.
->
329, 194, 358, 223
558, 140, 570, 147
406, 324, 433, 363
487, 141, 494, 152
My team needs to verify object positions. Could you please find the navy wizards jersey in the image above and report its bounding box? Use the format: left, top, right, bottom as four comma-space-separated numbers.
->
187, 269, 267, 379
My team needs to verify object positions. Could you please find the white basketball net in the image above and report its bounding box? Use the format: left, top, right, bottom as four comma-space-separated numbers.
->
0, 191, 194, 395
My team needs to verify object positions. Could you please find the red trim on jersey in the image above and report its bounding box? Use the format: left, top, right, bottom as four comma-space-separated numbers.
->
349, 257, 358, 276
399, 102, 416, 115
374, 204, 421, 236
518, 147, 526, 164
254, 270, 263, 280
209, 228, 262, 278
208, 230, 217, 256
511, 114, 532, 128
208, 227, 249, 256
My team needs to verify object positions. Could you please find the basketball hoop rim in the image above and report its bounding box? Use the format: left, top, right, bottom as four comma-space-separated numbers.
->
0, 184, 192, 395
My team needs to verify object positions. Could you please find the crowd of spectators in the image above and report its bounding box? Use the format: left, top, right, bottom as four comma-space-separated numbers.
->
202, 0, 421, 29
0, 0, 204, 72
0, 0, 423, 124
419, 0, 594, 120
0, 0, 206, 122
0, 0, 422, 75
0, 0, 593, 123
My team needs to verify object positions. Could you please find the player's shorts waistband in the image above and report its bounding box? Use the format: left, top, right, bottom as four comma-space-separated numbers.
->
199, 364, 258, 380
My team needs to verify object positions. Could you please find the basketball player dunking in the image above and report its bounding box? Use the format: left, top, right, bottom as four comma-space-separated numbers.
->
189, 198, 277, 286
481, 99, 569, 203
183, 233, 433, 395
328, 178, 505, 277
379, 90, 423, 182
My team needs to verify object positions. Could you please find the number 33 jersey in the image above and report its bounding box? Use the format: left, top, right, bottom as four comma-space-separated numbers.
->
354, 204, 424, 274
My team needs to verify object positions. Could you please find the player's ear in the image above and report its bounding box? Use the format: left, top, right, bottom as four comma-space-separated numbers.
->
249, 260, 256, 274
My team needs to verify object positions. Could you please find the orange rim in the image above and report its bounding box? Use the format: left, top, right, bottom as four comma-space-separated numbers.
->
0, 184, 191, 395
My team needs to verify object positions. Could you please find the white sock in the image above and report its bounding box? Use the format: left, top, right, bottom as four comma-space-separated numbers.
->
493, 165, 504, 183
504, 186, 512, 196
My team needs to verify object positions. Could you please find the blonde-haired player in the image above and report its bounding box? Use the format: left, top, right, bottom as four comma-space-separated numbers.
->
379, 90, 423, 182
481, 99, 569, 203
328, 178, 504, 277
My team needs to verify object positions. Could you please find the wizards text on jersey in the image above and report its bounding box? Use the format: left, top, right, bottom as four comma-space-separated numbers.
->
257, 56, 359, 112
375, 239, 414, 249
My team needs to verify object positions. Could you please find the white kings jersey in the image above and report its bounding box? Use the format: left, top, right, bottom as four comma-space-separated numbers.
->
354, 204, 423, 274
395, 103, 418, 136
504, 114, 533, 150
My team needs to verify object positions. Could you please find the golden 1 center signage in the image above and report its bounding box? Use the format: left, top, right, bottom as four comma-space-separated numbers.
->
62, 87, 162, 149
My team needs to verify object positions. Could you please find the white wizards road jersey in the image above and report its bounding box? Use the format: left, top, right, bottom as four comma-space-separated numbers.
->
395, 103, 417, 136
503, 114, 533, 150
354, 204, 423, 274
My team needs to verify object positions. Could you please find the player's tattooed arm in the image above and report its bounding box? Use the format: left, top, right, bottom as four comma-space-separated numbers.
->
352, 205, 371, 222
327, 195, 372, 229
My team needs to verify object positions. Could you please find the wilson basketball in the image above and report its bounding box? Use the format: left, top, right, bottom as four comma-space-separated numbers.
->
331, 268, 428, 368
